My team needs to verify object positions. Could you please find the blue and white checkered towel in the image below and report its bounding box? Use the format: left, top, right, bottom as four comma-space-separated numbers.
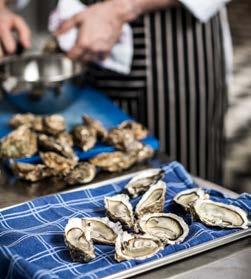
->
0, 161, 250, 279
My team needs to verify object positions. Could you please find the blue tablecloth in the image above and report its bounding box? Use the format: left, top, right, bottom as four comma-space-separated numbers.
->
0, 161, 250, 279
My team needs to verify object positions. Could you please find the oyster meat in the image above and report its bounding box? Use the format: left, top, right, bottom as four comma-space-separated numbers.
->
119, 120, 148, 140
64, 162, 96, 185
174, 188, 209, 211
192, 199, 249, 229
83, 217, 122, 245
43, 114, 66, 135
115, 232, 163, 262
82, 115, 108, 139
137, 213, 189, 245
125, 168, 165, 198
72, 125, 97, 151
9, 113, 43, 132
135, 181, 167, 218
65, 218, 95, 262
104, 194, 134, 229
0, 125, 37, 159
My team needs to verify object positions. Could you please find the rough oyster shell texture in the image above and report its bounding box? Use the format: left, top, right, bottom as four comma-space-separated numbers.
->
9, 113, 43, 132
43, 114, 66, 135
72, 125, 97, 151
119, 120, 148, 140
137, 213, 189, 245
65, 218, 95, 262
192, 199, 249, 229
82, 114, 108, 139
115, 232, 164, 262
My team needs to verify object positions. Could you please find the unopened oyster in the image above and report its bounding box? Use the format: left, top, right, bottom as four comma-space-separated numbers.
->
82, 115, 108, 139
9, 113, 43, 132
134, 145, 154, 163
136, 213, 189, 245
135, 181, 167, 218
115, 232, 163, 262
83, 217, 122, 245
11, 162, 54, 182
174, 188, 209, 211
90, 151, 136, 172
125, 168, 165, 198
56, 132, 74, 147
64, 162, 96, 185
192, 199, 249, 229
119, 120, 148, 140
43, 114, 66, 135
40, 152, 77, 176
65, 218, 95, 262
72, 125, 97, 151
104, 194, 134, 229
0, 125, 37, 159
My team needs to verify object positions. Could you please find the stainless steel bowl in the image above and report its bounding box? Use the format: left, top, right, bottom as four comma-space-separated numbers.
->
0, 54, 86, 114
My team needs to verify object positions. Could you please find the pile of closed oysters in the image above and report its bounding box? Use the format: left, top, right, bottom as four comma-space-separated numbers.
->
0, 113, 154, 184
65, 168, 249, 263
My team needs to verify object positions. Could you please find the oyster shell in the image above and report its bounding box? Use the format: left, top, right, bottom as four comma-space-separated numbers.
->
125, 168, 165, 198
119, 120, 148, 140
135, 145, 154, 163
104, 194, 134, 229
137, 213, 189, 245
115, 232, 163, 262
192, 199, 249, 229
72, 125, 97, 151
135, 181, 167, 218
174, 188, 209, 211
56, 132, 74, 147
43, 114, 66, 135
90, 151, 136, 172
82, 115, 108, 139
83, 217, 122, 245
9, 113, 43, 132
65, 218, 95, 262
64, 162, 96, 185
0, 125, 37, 159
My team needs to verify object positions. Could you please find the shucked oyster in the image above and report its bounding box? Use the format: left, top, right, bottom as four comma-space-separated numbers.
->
9, 113, 43, 132
72, 125, 97, 151
43, 114, 66, 135
192, 199, 249, 229
104, 194, 134, 229
82, 115, 108, 139
83, 217, 122, 245
135, 181, 167, 218
174, 188, 209, 211
119, 120, 148, 140
0, 125, 37, 159
115, 232, 163, 262
64, 162, 96, 185
125, 168, 165, 198
136, 213, 189, 245
65, 218, 95, 263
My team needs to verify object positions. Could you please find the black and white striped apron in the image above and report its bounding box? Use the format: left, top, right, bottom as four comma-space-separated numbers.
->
85, 4, 227, 184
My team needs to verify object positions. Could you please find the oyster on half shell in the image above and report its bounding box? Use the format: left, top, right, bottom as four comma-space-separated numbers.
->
115, 232, 163, 262
136, 213, 189, 245
135, 180, 167, 218
173, 188, 209, 211
192, 199, 249, 229
104, 194, 134, 229
65, 218, 95, 262
125, 168, 165, 198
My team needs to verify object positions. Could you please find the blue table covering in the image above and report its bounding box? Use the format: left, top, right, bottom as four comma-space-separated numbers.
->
0, 161, 250, 279
0, 86, 159, 164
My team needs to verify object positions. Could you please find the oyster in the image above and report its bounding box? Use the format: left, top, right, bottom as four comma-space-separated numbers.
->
119, 120, 148, 140
40, 152, 77, 176
174, 188, 209, 211
56, 132, 74, 147
43, 114, 66, 135
90, 151, 136, 172
11, 162, 54, 182
104, 194, 134, 229
82, 115, 108, 139
135, 145, 155, 162
135, 181, 167, 218
136, 213, 189, 245
115, 232, 163, 262
9, 113, 43, 132
125, 168, 165, 198
64, 162, 96, 185
83, 217, 122, 245
72, 125, 97, 151
192, 199, 249, 229
65, 218, 95, 262
0, 125, 37, 159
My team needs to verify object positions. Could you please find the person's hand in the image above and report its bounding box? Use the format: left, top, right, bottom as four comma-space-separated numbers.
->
0, 6, 31, 54
56, 1, 127, 62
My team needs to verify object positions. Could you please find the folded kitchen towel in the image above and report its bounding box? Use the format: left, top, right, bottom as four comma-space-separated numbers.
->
0, 161, 250, 279
49, 0, 134, 74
